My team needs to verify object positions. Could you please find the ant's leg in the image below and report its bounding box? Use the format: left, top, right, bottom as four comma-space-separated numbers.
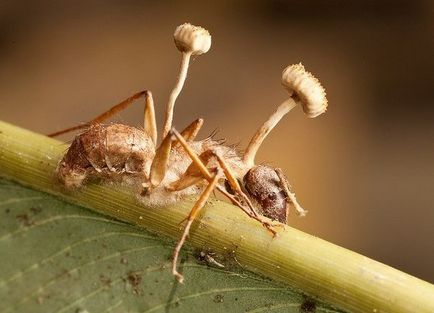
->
172, 170, 220, 283
148, 119, 205, 188
168, 148, 260, 220
214, 154, 257, 213
181, 118, 204, 142
171, 128, 279, 236
214, 153, 282, 233
170, 129, 212, 179
275, 168, 308, 218
172, 118, 204, 148
168, 160, 279, 236
166, 150, 214, 191
149, 133, 173, 187
48, 90, 154, 138
165, 167, 203, 192
143, 91, 157, 146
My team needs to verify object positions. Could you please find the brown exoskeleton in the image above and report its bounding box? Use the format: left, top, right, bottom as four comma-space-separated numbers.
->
49, 23, 328, 283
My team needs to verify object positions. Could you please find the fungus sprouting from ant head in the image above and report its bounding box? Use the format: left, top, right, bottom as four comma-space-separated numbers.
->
48, 23, 329, 283
242, 63, 328, 220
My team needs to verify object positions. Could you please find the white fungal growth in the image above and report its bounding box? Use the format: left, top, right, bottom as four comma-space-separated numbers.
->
243, 63, 328, 166
174, 23, 212, 55
282, 63, 328, 118
162, 23, 212, 138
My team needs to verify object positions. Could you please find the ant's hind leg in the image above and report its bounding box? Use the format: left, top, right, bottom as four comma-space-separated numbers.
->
48, 90, 154, 138
172, 170, 220, 283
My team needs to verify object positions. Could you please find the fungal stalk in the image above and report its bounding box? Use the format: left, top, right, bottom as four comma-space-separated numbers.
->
162, 23, 211, 138
243, 63, 328, 167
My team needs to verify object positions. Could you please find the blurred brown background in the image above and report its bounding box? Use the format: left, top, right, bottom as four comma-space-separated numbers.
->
1, 0, 433, 282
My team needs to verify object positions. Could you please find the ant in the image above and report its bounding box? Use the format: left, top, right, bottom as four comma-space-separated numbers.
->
48, 23, 328, 283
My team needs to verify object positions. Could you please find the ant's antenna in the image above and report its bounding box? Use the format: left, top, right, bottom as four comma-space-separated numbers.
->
243, 63, 328, 167
161, 23, 211, 139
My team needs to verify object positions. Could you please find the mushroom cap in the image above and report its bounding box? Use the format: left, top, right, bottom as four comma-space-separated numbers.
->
174, 23, 211, 55
281, 63, 328, 118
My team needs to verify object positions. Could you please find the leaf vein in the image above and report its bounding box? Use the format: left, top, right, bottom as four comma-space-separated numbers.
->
0, 196, 44, 207
3, 245, 165, 312
0, 215, 129, 241
0, 231, 157, 288
246, 302, 300, 312
143, 287, 289, 313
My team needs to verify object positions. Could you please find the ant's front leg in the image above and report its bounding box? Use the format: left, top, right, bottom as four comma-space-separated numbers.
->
275, 168, 308, 218
170, 128, 280, 236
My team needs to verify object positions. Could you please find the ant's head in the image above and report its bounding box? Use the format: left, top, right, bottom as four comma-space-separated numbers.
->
243, 165, 289, 223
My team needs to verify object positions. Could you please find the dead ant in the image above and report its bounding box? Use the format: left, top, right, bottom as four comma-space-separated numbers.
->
48, 23, 328, 283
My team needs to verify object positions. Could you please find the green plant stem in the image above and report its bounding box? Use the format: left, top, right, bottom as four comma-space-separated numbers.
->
0, 120, 433, 313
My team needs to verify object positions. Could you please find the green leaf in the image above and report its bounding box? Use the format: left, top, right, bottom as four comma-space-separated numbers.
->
0, 178, 342, 313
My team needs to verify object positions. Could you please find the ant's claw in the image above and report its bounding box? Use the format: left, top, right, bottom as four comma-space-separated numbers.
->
174, 271, 185, 284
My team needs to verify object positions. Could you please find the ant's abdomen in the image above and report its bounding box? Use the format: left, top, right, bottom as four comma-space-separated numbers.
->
57, 124, 155, 188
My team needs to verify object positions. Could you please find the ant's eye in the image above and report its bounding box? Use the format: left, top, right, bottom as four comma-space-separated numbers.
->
268, 193, 277, 200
